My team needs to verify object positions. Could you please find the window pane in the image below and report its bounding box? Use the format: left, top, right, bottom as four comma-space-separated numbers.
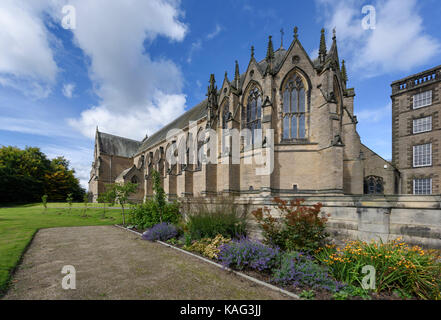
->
299, 114, 305, 138
283, 116, 290, 139
413, 143, 432, 167
291, 89, 297, 113
291, 116, 297, 138
283, 90, 289, 113
413, 90, 432, 109
257, 97, 262, 120
413, 178, 432, 195
298, 88, 305, 113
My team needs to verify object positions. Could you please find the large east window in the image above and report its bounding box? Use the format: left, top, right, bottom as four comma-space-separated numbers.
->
413, 116, 432, 134
413, 178, 432, 195
413, 143, 432, 167
413, 90, 432, 109
282, 75, 306, 140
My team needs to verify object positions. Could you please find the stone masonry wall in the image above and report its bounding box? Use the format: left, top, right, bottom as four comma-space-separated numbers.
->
182, 194, 441, 249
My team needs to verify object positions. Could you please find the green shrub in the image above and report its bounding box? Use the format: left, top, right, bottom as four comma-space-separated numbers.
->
314, 239, 441, 300
187, 197, 247, 240
128, 199, 180, 230
252, 197, 329, 253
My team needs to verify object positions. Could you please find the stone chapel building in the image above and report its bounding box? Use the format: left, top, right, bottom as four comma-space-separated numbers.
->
89, 28, 399, 202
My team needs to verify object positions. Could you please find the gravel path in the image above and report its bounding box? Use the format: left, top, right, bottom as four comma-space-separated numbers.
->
3, 226, 291, 300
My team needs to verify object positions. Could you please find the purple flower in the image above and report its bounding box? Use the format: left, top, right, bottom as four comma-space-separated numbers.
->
218, 237, 281, 271
142, 222, 177, 241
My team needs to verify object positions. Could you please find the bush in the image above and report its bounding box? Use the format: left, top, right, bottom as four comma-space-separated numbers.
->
314, 239, 441, 300
188, 234, 231, 259
218, 238, 281, 272
271, 251, 344, 292
129, 199, 180, 230
252, 197, 329, 253
187, 197, 247, 240
142, 223, 178, 241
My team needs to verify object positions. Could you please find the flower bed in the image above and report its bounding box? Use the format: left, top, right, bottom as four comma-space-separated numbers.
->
129, 195, 441, 300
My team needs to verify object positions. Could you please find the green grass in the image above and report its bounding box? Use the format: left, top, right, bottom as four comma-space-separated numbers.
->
0, 205, 123, 295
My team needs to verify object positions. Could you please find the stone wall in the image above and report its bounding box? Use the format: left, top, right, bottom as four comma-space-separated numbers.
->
181, 194, 441, 249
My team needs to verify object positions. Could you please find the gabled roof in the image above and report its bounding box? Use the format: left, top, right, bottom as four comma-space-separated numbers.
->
116, 166, 137, 181
97, 131, 141, 158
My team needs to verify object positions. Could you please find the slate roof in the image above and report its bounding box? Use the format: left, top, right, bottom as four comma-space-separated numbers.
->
136, 99, 208, 154
116, 166, 134, 181
97, 131, 142, 158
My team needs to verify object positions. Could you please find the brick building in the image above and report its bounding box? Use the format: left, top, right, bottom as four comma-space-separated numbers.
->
89, 28, 399, 202
391, 65, 440, 195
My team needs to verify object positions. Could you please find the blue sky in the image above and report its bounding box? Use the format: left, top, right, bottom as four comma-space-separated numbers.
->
0, 0, 440, 188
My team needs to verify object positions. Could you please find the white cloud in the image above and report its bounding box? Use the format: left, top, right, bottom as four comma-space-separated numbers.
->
357, 103, 391, 123
206, 24, 223, 40
68, 92, 187, 140
0, 1, 58, 98
62, 83, 75, 98
0, 116, 79, 138
316, 0, 440, 77
187, 24, 223, 64
187, 39, 202, 64
50, 0, 189, 141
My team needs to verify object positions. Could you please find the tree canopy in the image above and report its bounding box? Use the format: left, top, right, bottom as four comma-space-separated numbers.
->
0, 146, 85, 203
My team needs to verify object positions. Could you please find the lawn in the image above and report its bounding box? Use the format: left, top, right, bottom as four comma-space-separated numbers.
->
0, 204, 123, 295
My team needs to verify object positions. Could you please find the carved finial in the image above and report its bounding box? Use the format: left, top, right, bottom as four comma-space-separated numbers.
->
332, 27, 336, 41
233, 60, 240, 89
294, 26, 298, 39
224, 71, 228, 79
266, 35, 274, 62
319, 28, 327, 64
280, 28, 284, 49
341, 59, 348, 83
251, 45, 255, 59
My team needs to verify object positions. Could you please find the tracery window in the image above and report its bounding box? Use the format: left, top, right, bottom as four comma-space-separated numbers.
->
364, 176, 384, 195
242, 85, 262, 145
221, 102, 230, 155
282, 75, 306, 140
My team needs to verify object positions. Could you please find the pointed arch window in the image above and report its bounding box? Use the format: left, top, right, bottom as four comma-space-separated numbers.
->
364, 176, 384, 195
242, 85, 262, 145
282, 75, 306, 140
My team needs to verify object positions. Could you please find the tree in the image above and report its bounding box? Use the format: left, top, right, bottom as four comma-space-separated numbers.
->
0, 146, 85, 204
82, 193, 89, 217
97, 187, 116, 218
152, 169, 165, 222
109, 182, 137, 226
66, 193, 73, 213
42, 194, 48, 212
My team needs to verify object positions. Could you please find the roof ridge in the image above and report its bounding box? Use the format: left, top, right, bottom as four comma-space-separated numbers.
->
98, 131, 142, 143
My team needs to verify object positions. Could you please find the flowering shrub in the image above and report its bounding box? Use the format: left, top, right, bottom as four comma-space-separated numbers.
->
142, 222, 178, 241
272, 251, 344, 292
252, 198, 329, 253
218, 238, 281, 272
188, 234, 231, 259
314, 238, 441, 300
